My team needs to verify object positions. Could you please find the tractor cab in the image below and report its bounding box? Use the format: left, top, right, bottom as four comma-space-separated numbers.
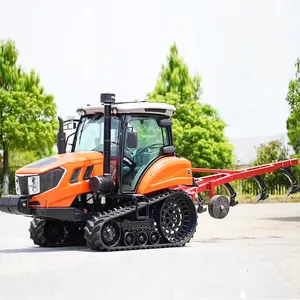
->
60, 94, 177, 194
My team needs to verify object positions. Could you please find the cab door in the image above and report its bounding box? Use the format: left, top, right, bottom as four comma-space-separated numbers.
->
120, 114, 170, 193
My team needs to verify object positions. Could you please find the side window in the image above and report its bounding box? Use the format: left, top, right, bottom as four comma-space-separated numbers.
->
131, 118, 165, 148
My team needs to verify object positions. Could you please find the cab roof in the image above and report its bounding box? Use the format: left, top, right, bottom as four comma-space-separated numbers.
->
76, 101, 176, 118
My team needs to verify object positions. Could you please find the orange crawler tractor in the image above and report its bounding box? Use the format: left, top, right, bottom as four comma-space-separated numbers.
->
0, 93, 299, 251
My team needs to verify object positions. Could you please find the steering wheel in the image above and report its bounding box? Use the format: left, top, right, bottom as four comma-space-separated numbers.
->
132, 143, 164, 159
92, 141, 133, 154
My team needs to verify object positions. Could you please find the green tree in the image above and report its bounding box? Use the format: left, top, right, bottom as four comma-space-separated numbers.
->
252, 140, 290, 194
147, 43, 234, 169
0, 148, 57, 195
0, 39, 58, 195
286, 58, 300, 154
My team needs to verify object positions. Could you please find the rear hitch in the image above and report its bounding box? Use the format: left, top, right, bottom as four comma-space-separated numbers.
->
281, 166, 300, 196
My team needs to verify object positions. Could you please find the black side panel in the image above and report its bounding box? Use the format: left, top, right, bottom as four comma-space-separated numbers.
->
83, 165, 94, 180
70, 168, 82, 183
30, 208, 93, 221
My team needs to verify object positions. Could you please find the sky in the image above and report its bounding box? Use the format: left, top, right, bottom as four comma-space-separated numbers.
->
1, 0, 300, 139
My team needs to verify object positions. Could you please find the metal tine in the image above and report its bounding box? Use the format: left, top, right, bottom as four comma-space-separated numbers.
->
223, 183, 238, 206
253, 175, 269, 203
280, 166, 300, 196
196, 194, 207, 213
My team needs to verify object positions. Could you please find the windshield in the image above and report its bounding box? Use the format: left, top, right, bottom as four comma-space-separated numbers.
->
74, 114, 121, 156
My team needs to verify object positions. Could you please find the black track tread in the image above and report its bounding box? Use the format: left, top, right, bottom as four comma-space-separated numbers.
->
84, 189, 198, 252
29, 218, 49, 247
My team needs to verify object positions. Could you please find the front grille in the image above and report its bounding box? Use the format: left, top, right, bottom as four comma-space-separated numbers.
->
40, 168, 65, 193
17, 176, 28, 195
16, 167, 65, 195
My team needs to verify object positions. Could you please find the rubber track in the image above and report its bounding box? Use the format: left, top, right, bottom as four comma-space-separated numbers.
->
84, 189, 198, 252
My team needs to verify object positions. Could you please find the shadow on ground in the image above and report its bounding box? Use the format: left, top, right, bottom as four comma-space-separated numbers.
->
262, 216, 300, 222
194, 235, 283, 243
0, 235, 286, 254
0, 245, 184, 254
0, 246, 93, 254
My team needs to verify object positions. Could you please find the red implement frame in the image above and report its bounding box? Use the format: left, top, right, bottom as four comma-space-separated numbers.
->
173, 158, 299, 201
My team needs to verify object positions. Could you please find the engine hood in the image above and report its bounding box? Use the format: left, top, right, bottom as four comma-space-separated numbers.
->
15, 151, 104, 175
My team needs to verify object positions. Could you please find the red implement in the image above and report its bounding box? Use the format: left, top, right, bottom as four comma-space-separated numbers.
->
173, 158, 299, 208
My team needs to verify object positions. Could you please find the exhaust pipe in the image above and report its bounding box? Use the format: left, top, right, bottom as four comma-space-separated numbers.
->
57, 116, 66, 154
88, 93, 115, 194
100, 93, 115, 176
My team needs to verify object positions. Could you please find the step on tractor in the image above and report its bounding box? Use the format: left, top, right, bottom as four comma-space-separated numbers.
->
0, 93, 299, 251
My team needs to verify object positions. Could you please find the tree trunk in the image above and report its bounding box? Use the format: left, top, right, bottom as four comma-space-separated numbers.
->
2, 148, 9, 195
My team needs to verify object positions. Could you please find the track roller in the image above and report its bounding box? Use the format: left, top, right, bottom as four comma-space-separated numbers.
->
124, 231, 135, 246
208, 195, 230, 219
148, 230, 160, 245
136, 231, 148, 246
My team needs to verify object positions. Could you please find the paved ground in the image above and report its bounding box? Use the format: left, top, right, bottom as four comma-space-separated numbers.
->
0, 203, 300, 300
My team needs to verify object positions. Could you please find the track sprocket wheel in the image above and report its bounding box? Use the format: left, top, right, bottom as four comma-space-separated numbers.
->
84, 216, 121, 251
29, 218, 66, 247
157, 191, 197, 245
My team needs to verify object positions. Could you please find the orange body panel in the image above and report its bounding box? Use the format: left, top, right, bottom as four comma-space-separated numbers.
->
16, 151, 105, 208
136, 156, 193, 195
15, 151, 193, 208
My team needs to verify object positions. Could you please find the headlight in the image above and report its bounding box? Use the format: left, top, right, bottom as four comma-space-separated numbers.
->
15, 176, 20, 195
28, 175, 40, 195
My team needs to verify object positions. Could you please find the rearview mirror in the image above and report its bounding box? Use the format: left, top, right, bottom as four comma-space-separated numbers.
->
159, 118, 172, 127
126, 131, 137, 148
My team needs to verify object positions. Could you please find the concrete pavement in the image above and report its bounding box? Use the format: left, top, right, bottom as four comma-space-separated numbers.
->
0, 203, 299, 300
